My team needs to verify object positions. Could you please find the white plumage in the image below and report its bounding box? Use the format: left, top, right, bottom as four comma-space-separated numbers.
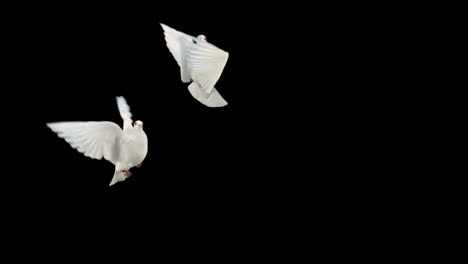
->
47, 97, 148, 186
161, 23, 229, 107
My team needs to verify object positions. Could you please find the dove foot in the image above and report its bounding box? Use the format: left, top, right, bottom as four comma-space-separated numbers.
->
136, 163, 142, 168
122, 170, 132, 177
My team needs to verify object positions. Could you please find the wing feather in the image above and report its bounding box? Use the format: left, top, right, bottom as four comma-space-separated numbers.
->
116, 96, 133, 131
47, 121, 123, 164
160, 23, 192, 83
186, 40, 229, 94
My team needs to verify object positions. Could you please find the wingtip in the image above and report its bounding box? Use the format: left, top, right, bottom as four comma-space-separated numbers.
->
160, 23, 168, 30
116, 96, 126, 104
46, 122, 56, 129
109, 178, 116, 186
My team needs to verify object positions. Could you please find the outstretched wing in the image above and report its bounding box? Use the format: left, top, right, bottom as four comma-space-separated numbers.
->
160, 23, 193, 83
47, 121, 123, 165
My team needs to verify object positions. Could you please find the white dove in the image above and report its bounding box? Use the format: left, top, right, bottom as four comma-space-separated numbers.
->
160, 23, 229, 107
47, 96, 148, 186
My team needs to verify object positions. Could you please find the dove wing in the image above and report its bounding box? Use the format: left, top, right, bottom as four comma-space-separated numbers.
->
160, 23, 193, 83
186, 39, 229, 94
47, 121, 123, 165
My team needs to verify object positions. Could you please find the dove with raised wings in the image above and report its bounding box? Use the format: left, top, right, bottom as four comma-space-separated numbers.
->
47, 97, 148, 186
160, 23, 229, 107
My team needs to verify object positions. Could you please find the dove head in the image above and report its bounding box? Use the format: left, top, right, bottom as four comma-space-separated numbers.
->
197, 35, 207, 41
134, 120, 143, 129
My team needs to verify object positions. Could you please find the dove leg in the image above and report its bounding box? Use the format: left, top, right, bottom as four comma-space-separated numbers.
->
122, 170, 132, 177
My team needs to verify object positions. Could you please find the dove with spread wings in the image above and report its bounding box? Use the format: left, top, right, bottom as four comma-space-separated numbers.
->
47, 96, 148, 186
161, 23, 229, 107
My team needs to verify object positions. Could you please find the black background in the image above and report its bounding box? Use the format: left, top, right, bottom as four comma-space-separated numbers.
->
2, 4, 395, 258
5, 7, 304, 254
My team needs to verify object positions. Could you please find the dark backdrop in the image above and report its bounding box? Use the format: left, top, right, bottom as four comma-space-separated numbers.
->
5, 9, 294, 254
2, 4, 389, 258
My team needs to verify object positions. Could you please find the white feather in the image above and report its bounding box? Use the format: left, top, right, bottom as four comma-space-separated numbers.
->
188, 82, 227, 107
116, 96, 133, 130
186, 40, 229, 94
47, 121, 122, 164
160, 23, 192, 83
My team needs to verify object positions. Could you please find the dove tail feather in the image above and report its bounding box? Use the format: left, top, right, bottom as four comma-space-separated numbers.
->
188, 82, 228, 107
